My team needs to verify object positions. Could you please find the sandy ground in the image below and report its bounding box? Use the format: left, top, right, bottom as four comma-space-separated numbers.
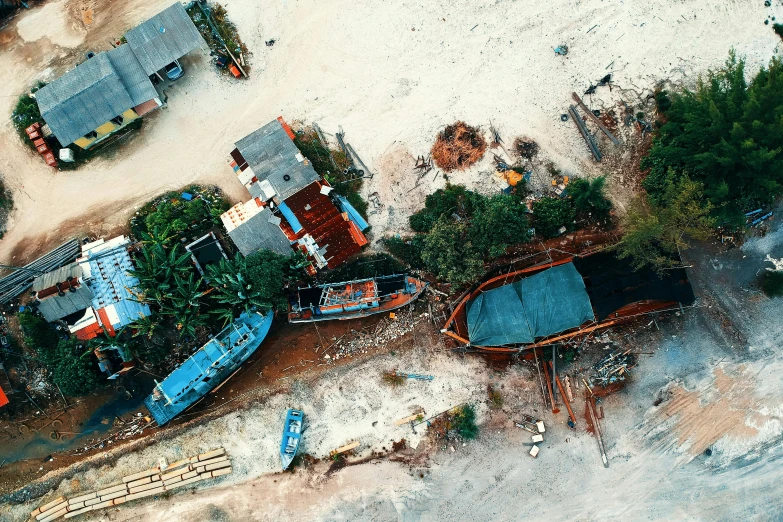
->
0, 0, 779, 263
1, 213, 781, 521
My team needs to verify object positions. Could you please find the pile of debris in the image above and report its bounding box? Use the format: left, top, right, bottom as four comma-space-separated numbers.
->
72, 413, 154, 455
513, 137, 539, 159
589, 349, 636, 387
431, 121, 487, 171
322, 310, 428, 361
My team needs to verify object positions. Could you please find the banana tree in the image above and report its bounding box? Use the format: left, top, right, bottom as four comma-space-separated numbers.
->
206, 257, 273, 321
137, 225, 175, 249
159, 272, 211, 338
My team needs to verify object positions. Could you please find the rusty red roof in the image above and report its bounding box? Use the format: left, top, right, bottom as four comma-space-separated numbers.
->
283, 182, 366, 269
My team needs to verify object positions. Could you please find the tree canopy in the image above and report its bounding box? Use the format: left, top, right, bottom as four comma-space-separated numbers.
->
642, 52, 783, 226
395, 185, 531, 286
615, 173, 714, 273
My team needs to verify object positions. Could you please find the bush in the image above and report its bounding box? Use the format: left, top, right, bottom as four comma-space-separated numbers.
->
382, 371, 406, 386
642, 52, 783, 226
18, 312, 59, 352
760, 271, 783, 297
532, 197, 575, 238
774, 23, 783, 39
383, 236, 425, 269
11, 85, 45, 142
47, 340, 99, 396
420, 218, 485, 287
487, 385, 503, 408
451, 404, 479, 440
654, 90, 672, 113
568, 176, 612, 224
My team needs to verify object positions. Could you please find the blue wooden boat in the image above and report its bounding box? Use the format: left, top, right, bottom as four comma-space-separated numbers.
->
144, 310, 273, 426
281, 409, 304, 470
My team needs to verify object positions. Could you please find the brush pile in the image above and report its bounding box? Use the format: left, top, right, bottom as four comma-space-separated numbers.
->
431, 121, 487, 171
513, 137, 539, 159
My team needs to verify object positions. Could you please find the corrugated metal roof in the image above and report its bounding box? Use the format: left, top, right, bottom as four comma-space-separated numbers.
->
124, 2, 206, 75
32, 263, 82, 292
284, 182, 363, 269
37, 286, 94, 322
84, 243, 151, 330
35, 45, 157, 146
227, 207, 292, 257
235, 120, 320, 201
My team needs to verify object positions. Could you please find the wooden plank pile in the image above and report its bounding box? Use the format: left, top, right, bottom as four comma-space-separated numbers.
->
29, 448, 232, 521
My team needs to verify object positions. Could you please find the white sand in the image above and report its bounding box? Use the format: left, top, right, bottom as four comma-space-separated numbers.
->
0, 0, 778, 262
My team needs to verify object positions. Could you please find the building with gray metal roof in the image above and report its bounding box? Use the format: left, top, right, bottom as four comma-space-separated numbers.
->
124, 2, 206, 76
36, 44, 159, 147
223, 205, 292, 257
37, 286, 95, 323
231, 120, 321, 201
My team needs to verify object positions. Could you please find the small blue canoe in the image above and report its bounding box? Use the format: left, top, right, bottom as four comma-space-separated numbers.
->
281, 409, 304, 470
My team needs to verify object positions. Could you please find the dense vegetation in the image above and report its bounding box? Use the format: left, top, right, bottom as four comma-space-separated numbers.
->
386, 180, 612, 286
130, 185, 230, 239
18, 313, 99, 396
11, 83, 46, 148
386, 185, 531, 286
642, 53, 783, 227
616, 174, 713, 273
760, 270, 783, 297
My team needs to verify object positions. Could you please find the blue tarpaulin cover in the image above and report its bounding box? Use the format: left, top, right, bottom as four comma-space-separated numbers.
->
336, 195, 370, 231
466, 263, 594, 346
277, 201, 303, 233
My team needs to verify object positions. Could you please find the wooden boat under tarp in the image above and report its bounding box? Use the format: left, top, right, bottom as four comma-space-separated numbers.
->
443, 250, 695, 354
288, 274, 427, 323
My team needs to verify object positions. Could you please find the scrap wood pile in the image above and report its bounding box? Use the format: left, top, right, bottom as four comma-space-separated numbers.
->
71, 414, 154, 455
589, 349, 636, 387
322, 310, 429, 361
30, 448, 232, 521
431, 121, 487, 171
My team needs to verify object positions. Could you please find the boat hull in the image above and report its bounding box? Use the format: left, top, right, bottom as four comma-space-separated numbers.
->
281, 409, 304, 470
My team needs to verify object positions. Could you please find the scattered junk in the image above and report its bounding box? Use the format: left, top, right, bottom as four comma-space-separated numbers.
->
571, 92, 621, 145
143, 311, 274, 425
515, 414, 545, 435
431, 121, 487, 171
281, 409, 304, 470
413, 155, 434, 176
265, 38, 276, 47
568, 105, 602, 161
75, 414, 153, 454
395, 371, 434, 381
554, 44, 569, 56
288, 274, 428, 323
330, 440, 360, 458
566, 91, 623, 161
585, 389, 609, 467
31, 448, 231, 520
590, 349, 636, 387
25, 122, 57, 167
747, 208, 774, 227
396, 409, 425, 426
322, 309, 429, 361
513, 137, 539, 159
529, 445, 540, 458
58, 148, 75, 163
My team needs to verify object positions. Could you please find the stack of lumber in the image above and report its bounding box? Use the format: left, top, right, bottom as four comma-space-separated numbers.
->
29, 448, 232, 521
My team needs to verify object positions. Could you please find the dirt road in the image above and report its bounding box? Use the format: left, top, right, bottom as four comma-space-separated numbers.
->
0, 0, 777, 263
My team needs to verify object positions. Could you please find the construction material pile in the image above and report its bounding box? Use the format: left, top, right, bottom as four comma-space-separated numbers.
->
590, 349, 636, 387
72, 414, 154, 455
322, 311, 428, 361
431, 121, 487, 171
30, 448, 232, 521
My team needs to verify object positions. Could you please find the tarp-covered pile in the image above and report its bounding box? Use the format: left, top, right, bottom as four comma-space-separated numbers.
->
466, 263, 595, 346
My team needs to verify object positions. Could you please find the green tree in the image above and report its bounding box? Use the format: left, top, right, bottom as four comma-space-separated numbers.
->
642, 52, 783, 226
615, 174, 714, 273
469, 194, 531, 257
532, 197, 575, 239
420, 218, 485, 286
451, 404, 479, 440
409, 184, 481, 233
47, 339, 99, 397
569, 176, 613, 223
244, 250, 293, 312
18, 312, 58, 351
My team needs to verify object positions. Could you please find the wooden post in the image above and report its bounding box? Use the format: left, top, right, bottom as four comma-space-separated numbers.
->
540, 350, 558, 414
549, 361, 576, 425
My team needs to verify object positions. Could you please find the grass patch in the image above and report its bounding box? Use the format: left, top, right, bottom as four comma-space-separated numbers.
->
382, 371, 406, 387
760, 270, 783, 297
487, 384, 503, 409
